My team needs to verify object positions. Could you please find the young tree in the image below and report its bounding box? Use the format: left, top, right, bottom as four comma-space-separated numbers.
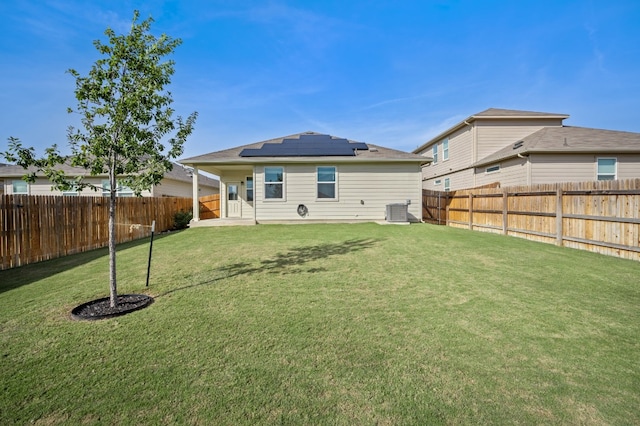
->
4, 11, 197, 307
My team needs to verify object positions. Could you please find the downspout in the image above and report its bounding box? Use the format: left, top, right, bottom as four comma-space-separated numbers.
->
466, 120, 477, 187
253, 168, 257, 223
192, 166, 200, 222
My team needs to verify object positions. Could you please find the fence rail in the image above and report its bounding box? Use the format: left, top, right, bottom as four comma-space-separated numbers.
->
423, 179, 640, 261
1, 195, 192, 270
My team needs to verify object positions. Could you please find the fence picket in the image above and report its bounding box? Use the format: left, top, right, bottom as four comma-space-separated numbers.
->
0, 195, 193, 270
424, 179, 640, 261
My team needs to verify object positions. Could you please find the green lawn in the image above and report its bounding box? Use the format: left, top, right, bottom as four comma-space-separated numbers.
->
1, 223, 639, 425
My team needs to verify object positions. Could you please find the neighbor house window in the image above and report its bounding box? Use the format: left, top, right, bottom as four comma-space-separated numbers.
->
102, 180, 134, 197
442, 138, 449, 161
12, 180, 28, 194
62, 186, 79, 196
264, 167, 284, 199
444, 178, 451, 192
246, 176, 254, 202
317, 166, 337, 199
434, 179, 442, 186
486, 165, 501, 174
432, 144, 438, 164
597, 158, 616, 181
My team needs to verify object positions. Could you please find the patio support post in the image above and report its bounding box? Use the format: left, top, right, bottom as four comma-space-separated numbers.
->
192, 166, 200, 222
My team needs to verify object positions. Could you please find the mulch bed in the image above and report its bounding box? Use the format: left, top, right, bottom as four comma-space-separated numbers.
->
71, 294, 154, 321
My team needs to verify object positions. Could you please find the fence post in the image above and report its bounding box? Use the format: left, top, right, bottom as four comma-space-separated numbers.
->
502, 189, 508, 235
445, 192, 449, 226
468, 194, 473, 230
556, 188, 563, 246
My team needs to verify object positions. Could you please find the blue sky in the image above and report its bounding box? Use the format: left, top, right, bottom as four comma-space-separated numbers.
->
1, 0, 639, 158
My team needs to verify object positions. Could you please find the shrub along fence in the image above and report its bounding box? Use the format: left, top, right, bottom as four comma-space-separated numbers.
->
1, 195, 192, 270
423, 179, 640, 261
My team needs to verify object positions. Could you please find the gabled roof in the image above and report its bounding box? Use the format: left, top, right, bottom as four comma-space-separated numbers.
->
180, 131, 429, 166
473, 108, 569, 119
473, 126, 640, 167
0, 161, 219, 188
412, 108, 569, 154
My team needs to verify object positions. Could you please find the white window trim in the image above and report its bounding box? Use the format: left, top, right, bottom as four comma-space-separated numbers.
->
485, 164, 501, 174
12, 180, 29, 195
444, 177, 451, 192
432, 144, 438, 164
434, 179, 442, 186
316, 165, 338, 201
263, 166, 286, 202
442, 138, 449, 161
596, 157, 617, 181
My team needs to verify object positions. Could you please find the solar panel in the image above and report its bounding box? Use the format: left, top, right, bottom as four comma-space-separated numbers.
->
239, 134, 369, 157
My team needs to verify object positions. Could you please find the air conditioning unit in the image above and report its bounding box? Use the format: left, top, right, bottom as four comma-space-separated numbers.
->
386, 203, 408, 223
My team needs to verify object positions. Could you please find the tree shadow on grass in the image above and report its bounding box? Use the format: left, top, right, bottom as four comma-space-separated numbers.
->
160, 238, 382, 297
0, 232, 179, 295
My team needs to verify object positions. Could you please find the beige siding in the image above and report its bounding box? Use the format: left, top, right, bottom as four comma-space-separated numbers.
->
474, 157, 529, 187
618, 155, 640, 180
1, 176, 213, 197
152, 178, 218, 198
255, 163, 422, 222
423, 168, 475, 191
475, 119, 563, 161
531, 153, 640, 184
419, 126, 473, 184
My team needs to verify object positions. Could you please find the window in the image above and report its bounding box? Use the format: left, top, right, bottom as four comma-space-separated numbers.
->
442, 138, 449, 161
62, 187, 79, 196
486, 165, 501, 174
317, 166, 337, 199
12, 180, 28, 194
432, 144, 438, 164
228, 184, 238, 201
597, 158, 616, 181
264, 167, 284, 199
102, 180, 134, 197
444, 178, 451, 192
434, 179, 442, 186
62, 180, 79, 196
246, 176, 254, 202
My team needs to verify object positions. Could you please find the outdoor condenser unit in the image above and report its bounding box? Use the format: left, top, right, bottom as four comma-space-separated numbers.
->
386, 202, 409, 223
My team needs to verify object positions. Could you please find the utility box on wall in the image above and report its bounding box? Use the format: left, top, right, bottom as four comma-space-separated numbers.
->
386, 203, 408, 223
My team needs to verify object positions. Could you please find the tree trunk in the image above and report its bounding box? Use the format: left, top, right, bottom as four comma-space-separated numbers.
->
109, 175, 118, 308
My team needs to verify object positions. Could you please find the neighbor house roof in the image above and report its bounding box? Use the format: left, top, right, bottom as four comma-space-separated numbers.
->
0, 161, 219, 188
412, 108, 570, 154
473, 126, 640, 167
180, 131, 430, 167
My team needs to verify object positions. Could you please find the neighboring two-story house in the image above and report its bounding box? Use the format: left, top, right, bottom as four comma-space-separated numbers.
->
413, 108, 640, 191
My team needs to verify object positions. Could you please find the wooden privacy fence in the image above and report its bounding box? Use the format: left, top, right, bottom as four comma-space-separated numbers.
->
423, 179, 640, 261
1, 195, 192, 270
199, 194, 220, 219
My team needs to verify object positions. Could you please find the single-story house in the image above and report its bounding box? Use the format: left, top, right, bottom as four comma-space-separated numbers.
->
413, 108, 640, 190
179, 132, 429, 223
0, 161, 219, 197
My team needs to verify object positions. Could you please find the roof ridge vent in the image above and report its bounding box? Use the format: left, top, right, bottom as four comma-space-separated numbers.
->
513, 140, 524, 149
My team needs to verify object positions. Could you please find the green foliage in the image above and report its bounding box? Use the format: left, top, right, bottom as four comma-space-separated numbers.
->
172, 209, 193, 230
2, 10, 197, 307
